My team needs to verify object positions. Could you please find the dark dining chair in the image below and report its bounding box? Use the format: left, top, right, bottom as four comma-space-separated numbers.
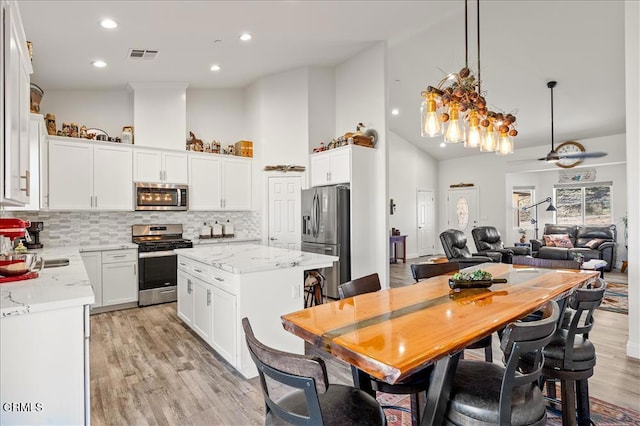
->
538, 278, 606, 426
512, 256, 581, 270
411, 261, 493, 362
444, 300, 559, 426
338, 273, 430, 426
242, 317, 387, 425
410, 261, 459, 282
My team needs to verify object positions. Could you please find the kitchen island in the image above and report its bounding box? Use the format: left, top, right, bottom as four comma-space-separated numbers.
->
0, 247, 95, 425
174, 243, 338, 379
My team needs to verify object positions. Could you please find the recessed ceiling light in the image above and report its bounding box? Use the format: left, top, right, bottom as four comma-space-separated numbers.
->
210, 64, 221, 72
91, 60, 107, 68
239, 33, 252, 41
100, 18, 118, 29
440, 142, 446, 148
391, 108, 399, 116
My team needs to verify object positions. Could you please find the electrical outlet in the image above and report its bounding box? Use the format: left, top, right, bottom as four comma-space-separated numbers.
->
292, 284, 301, 299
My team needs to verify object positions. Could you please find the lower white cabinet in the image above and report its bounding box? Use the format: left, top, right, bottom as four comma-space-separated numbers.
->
192, 277, 212, 342
82, 248, 138, 312
211, 285, 236, 363
177, 269, 194, 326
0, 304, 90, 425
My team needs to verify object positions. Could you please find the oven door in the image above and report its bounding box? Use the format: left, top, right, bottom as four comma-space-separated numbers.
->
138, 252, 179, 306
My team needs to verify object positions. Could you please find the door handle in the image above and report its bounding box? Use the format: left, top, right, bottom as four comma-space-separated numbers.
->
20, 170, 30, 196
270, 237, 277, 241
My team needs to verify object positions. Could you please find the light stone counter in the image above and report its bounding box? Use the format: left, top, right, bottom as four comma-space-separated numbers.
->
174, 243, 338, 274
78, 242, 138, 252
0, 247, 95, 317
192, 236, 261, 245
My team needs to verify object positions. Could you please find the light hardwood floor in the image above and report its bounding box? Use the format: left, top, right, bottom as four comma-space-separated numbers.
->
90, 261, 639, 425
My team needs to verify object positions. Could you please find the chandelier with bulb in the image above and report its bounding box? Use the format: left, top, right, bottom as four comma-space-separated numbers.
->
420, 0, 517, 155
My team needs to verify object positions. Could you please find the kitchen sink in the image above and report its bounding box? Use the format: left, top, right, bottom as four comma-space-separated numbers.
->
43, 258, 70, 268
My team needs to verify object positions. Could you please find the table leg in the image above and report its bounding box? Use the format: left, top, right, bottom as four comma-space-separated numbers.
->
351, 365, 374, 397
420, 352, 461, 426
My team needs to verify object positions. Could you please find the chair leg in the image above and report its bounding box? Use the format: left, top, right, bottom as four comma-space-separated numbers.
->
483, 344, 493, 362
409, 392, 420, 426
576, 379, 591, 426
560, 380, 578, 426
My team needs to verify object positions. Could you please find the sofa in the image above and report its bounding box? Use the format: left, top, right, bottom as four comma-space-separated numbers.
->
530, 224, 617, 271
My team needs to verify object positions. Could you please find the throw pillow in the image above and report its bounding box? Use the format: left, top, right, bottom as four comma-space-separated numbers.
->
543, 235, 556, 247
585, 238, 606, 249
550, 234, 574, 248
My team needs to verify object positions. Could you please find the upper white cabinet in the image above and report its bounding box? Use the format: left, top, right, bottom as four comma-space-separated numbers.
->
310, 145, 351, 187
188, 152, 251, 211
1, 0, 33, 206
133, 148, 188, 184
48, 137, 133, 210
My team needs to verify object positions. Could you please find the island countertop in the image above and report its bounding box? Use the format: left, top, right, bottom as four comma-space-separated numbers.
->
0, 247, 95, 317
174, 243, 338, 274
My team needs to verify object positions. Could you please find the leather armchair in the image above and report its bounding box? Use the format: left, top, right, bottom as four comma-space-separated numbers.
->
471, 226, 531, 264
439, 229, 502, 266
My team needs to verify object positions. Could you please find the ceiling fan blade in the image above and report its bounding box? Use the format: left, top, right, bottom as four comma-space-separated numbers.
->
558, 151, 608, 159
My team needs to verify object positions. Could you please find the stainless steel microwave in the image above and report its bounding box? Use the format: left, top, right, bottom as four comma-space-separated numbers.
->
135, 183, 188, 211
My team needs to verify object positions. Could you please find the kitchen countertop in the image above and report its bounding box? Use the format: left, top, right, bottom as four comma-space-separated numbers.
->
78, 243, 138, 252
0, 247, 95, 317
175, 243, 338, 274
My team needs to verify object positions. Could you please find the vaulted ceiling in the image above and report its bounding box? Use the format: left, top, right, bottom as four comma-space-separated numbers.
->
20, 1, 626, 161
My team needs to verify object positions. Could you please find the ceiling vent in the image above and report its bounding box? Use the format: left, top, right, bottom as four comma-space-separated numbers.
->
128, 49, 158, 60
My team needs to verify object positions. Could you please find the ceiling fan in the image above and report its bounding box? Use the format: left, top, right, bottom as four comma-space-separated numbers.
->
538, 81, 607, 167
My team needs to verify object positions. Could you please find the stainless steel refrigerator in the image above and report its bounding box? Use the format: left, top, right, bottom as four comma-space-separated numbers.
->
301, 185, 350, 299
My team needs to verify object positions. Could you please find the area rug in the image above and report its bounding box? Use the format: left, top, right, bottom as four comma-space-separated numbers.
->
599, 281, 628, 315
378, 391, 640, 425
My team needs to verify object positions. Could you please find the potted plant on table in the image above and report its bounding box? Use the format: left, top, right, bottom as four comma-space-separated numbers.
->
518, 228, 527, 244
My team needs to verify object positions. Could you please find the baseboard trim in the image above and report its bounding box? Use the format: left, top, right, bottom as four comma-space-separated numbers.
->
626, 340, 640, 359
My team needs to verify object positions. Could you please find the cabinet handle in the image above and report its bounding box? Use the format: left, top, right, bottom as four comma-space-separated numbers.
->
133, 263, 137, 275
214, 277, 224, 282
207, 289, 211, 306
179, 262, 187, 267
20, 170, 30, 196
160, 170, 163, 181
194, 268, 203, 273
95, 195, 98, 208
112, 254, 127, 258
187, 279, 192, 294
89, 196, 93, 208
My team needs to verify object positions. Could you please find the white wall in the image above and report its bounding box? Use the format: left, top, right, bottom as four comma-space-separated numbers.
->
307, 68, 336, 158
388, 130, 439, 258
335, 42, 388, 286
39, 89, 132, 138
624, 0, 639, 359
244, 68, 312, 243
186, 88, 246, 145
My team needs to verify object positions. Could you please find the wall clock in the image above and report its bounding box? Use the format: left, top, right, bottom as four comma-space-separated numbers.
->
555, 141, 585, 168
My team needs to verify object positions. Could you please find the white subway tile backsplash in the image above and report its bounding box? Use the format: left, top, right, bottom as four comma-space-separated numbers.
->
12, 211, 261, 247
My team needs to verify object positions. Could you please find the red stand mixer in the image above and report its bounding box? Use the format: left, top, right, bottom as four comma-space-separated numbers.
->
0, 218, 41, 283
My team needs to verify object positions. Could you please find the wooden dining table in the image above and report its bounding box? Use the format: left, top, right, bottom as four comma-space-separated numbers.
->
281, 262, 599, 426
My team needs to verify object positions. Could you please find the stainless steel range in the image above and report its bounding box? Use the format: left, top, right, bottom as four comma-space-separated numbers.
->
132, 224, 193, 306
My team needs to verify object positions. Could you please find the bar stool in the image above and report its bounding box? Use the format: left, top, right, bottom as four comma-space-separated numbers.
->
540, 278, 606, 426
303, 270, 324, 308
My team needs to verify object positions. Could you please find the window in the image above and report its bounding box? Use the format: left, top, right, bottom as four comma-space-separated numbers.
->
554, 182, 612, 225
512, 187, 534, 229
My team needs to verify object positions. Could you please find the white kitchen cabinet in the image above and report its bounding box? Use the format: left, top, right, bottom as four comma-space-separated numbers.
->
211, 285, 236, 364
7, 113, 49, 211
81, 251, 102, 308
133, 148, 188, 184
81, 248, 138, 312
1, 0, 33, 206
192, 277, 212, 342
48, 137, 133, 210
1, 305, 90, 425
188, 152, 251, 210
310, 145, 351, 187
177, 268, 194, 326
102, 249, 138, 305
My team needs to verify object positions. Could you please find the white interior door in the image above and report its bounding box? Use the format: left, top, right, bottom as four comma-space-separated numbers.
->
417, 190, 435, 256
268, 176, 302, 249
447, 187, 479, 245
